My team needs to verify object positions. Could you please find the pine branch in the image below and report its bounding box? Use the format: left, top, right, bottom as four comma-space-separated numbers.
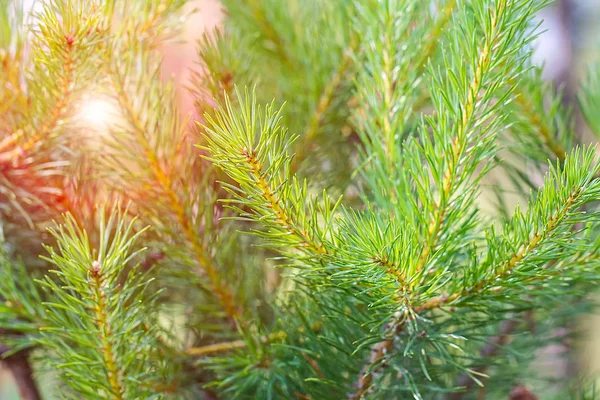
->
350, 149, 600, 398
0, 1, 105, 163
89, 261, 125, 399
512, 87, 567, 162
236, 0, 293, 67
102, 46, 243, 326
37, 209, 181, 399
415, 0, 502, 275
0, 46, 72, 162
202, 90, 338, 258
291, 37, 357, 175
241, 148, 327, 255
417, 149, 600, 314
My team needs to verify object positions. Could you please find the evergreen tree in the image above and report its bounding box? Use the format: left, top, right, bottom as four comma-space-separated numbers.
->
1, 0, 600, 399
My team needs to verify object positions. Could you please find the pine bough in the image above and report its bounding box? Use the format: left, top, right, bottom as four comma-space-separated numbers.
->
2, 0, 600, 399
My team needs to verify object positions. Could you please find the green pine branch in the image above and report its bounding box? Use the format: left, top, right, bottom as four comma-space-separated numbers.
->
37, 209, 179, 399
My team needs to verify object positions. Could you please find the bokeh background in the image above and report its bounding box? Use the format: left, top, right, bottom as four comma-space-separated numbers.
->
2, 0, 600, 398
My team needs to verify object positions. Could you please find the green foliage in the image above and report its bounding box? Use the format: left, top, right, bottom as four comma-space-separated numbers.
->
37, 210, 177, 399
580, 65, 600, 138
2, 0, 600, 399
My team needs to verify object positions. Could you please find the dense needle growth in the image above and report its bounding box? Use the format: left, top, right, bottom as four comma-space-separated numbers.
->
1, 0, 600, 399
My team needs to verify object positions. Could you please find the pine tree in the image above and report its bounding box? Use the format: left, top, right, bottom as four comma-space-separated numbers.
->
2, 0, 600, 399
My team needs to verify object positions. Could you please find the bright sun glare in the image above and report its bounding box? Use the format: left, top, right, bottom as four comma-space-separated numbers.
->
77, 98, 118, 131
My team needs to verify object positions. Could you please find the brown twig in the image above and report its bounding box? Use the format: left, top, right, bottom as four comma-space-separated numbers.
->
508, 385, 538, 400
187, 331, 286, 357
0, 347, 42, 400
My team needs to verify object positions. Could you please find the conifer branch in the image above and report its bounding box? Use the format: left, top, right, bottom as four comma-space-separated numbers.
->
350, 153, 597, 398
420, 149, 600, 311
0, 36, 73, 163
512, 84, 567, 162
414, 0, 508, 279
103, 49, 242, 325
350, 1, 549, 396
241, 0, 293, 67
0, 2, 105, 163
4, 0, 599, 398
38, 210, 179, 399
90, 261, 125, 400
242, 148, 328, 255
416, 0, 457, 74
291, 38, 356, 174
202, 91, 335, 258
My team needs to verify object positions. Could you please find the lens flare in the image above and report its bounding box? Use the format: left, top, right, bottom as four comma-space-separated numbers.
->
76, 97, 119, 131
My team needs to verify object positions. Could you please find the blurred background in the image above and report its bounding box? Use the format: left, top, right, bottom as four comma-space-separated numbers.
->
2, 0, 600, 398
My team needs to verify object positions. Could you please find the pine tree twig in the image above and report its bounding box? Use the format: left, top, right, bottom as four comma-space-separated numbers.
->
243, 0, 293, 67
187, 331, 286, 356
104, 51, 243, 326
242, 148, 328, 255
417, 0, 457, 74
351, 156, 589, 398
512, 84, 567, 162
419, 179, 586, 311
291, 37, 356, 175
90, 261, 124, 400
415, 0, 501, 276
0, 34, 75, 163
467, 184, 582, 295
446, 319, 520, 400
